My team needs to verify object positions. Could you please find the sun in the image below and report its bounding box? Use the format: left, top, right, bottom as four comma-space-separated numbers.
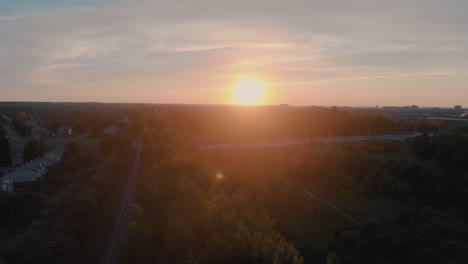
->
233, 78, 264, 105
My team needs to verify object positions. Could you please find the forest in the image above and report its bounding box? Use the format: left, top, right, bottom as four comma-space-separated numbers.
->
1, 106, 467, 264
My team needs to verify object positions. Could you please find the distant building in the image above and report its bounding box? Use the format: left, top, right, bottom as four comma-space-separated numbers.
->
455, 105, 462, 110
427, 117, 468, 127
104, 124, 119, 135
411, 105, 418, 110
57, 126, 73, 137
119, 115, 130, 124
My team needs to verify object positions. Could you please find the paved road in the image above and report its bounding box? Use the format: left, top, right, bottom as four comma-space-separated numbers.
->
198, 134, 416, 150
315, 134, 415, 143
103, 140, 142, 264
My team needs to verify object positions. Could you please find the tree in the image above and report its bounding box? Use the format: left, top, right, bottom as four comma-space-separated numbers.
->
128, 110, 145, 136
163, 216, 194, 263
411, 134, 433, 158
201, 223, 304, 264
0, 123, 6, 137
12, 118, 32, 137
0, 136, 11, 166
23, 139, 49, 162
65, 142, 80, 154
98, 136, 132, 158
16, 112, 28, 121
200, 191, 303, 264
120, 204, 154, 264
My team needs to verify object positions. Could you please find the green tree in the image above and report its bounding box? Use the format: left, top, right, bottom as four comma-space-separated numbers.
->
163, 216, 194, 263
0, 136, 11, 166
202, 223, 303, 264
0, 123, 6, 137
201, 191, 303, 264
65, 142, 80, 154
121, 204, 154, 264
12, 119, 31, 137
411, 134, 433, 158
16, 112, 28, 121
23, 139, 49, 162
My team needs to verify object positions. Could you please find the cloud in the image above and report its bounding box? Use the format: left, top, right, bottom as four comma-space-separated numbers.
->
1, 0, 468, 105
0, 15, 22, 21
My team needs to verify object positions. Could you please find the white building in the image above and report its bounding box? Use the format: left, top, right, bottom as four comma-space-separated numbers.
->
1, 176, 13, 192
104, 124, 119, 135
0, 148, 63, 192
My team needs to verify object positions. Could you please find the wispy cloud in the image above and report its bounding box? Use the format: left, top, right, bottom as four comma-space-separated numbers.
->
0, 15, 22, 21
1, 0, 468, 105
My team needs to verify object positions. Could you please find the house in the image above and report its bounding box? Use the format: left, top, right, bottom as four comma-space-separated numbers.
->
0, 148, 63, 192
104, 124, 119, 135
119, 114, 130, 124
1, 176, 13, 192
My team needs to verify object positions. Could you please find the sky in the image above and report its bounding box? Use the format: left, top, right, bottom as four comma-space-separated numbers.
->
1, 0, 468, 106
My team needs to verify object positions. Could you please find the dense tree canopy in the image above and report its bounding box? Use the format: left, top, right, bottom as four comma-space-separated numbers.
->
23, 139, 49, 162
0, 136, 11, 166
2, 106, 468, 264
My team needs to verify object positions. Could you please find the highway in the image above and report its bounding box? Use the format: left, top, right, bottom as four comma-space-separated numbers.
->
198, 134, 416, 150
315, 134, 415, 143
103, 140, 142, 264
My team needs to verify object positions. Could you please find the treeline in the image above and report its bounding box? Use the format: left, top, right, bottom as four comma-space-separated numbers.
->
410, 129, 468, 212
412, 132, 468, 165
144, 106, 410, 145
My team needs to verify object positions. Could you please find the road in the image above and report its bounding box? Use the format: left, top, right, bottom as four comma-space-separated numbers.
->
198, 134, 416, 150
315, 134, 415, 143
103, 140, 142, 264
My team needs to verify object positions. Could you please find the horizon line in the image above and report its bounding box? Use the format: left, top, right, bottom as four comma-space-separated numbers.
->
0, 101, 464, 109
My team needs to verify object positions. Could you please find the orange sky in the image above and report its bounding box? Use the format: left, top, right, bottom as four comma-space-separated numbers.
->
1, 1, 468, 106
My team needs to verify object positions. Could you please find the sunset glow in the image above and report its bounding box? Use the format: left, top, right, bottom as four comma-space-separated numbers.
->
233, 78, 264, 105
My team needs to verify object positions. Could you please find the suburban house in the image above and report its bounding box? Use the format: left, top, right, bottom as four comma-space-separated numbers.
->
0, 148, 63, 192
